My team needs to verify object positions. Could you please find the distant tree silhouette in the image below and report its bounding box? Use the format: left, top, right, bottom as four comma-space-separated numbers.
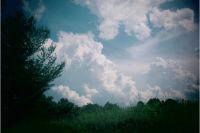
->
147, 98, 161, 106
81, 104, 103, 112
164, 99, 177, 105
137, 101, 144, 107
2, 11, 65, 127
104, 102, 119, 110
57, 98, 79, 117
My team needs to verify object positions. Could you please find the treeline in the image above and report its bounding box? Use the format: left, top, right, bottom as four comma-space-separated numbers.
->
7, 96, 199, 133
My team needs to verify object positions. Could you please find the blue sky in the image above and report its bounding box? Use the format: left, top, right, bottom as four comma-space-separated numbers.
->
22, 0, 199, 106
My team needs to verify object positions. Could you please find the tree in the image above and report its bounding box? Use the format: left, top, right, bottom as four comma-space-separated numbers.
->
147, 98, 161, 106
81, 104, 103, 112
2, 11, 65, 127
57, 98, 79, 117
164, 99, 177, 106
137, 101, 144, 107
104, 102, 119, 110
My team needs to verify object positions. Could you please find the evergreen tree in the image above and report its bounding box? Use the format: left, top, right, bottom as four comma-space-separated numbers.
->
2, 11, 65, 127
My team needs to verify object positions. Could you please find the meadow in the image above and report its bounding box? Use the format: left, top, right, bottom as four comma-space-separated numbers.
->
6, 98, 199, 133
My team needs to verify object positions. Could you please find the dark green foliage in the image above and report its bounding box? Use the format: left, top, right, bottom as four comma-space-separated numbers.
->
104, 102, 119, 110
136, 101, 144, 107
2, 12, 65, 128
81, 104, 103, 112
147, 98, 161, 106
56, 98, 79, 118
7, 99, 198, 133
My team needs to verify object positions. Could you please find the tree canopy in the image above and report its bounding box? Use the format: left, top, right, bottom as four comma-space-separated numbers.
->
2, 11, 65, 127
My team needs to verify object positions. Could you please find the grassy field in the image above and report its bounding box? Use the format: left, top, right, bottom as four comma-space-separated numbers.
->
6, 99, 199, 133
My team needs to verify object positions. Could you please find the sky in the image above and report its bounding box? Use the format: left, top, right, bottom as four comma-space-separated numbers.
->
19, 0, 199, 106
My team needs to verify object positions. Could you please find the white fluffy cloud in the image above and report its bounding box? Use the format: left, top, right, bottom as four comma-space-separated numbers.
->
45, 32, 151, 105
74, 0, 195, 40
150, 8, 195, 31
150, 57, 196, 80
45, 32, 198, 106
50, 85, 92, 106
139, 84, 186, 101
51, 31, 140, 106
83, 84, 98, 99
99, 20, 119, 40
142, 57, 198, 100
74, 0, 152, 40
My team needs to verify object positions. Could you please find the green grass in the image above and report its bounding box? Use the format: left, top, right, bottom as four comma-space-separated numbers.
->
5, 99, 199, 133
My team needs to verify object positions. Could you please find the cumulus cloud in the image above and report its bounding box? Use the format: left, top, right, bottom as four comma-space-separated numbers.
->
150, 8, 195, 31
22, 0, 46, 20
46, 31, 141, 105
83, 84, 98, 98
139, 84, 186, 101
142, 57, 199, 100
49, 85, 92, 106
99, 20, 119, 40
74, 0, 152, 40
150, 57, 196, 80
74, 0, 195, 40
45, 32, 198, 106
